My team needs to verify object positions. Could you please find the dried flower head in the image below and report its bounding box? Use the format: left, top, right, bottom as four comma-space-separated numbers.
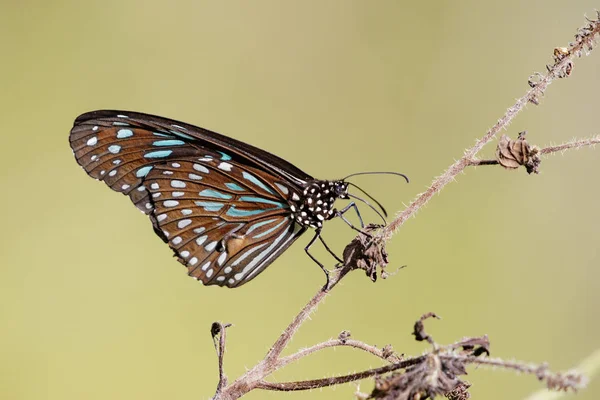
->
495, 132, 541, 174
343, 224, 389, 282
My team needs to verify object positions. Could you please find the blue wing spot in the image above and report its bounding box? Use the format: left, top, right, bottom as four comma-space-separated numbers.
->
199, 189, 233, 199
247, 218, 278, 234
117, 129, 133, 138
153, 132, 174, 138
108, 145, 121, 154
153, 139, 186, 147
136, 166, 153, 177
226, 207, 269, 217
253, 219, 287, 239
275, 183, 289, 195
144, 150, 173, 159
225, 183, 245, 191
218, 151, 232, 161
194, 201, 224, 212
239, 196, 287, 208
169, 130, 195, 140
242, 171, 274, 194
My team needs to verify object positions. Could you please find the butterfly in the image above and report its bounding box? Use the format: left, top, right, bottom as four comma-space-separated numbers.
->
69, 110, 407, 288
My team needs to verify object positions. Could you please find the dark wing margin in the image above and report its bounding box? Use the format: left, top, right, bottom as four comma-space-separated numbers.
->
74, 110, 313, 185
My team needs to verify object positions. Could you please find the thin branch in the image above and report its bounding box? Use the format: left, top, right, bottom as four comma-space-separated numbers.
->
255, 357, 424, 391
467, 135, 600, 166
211, 322, 231, 395
540, 135, 600, 154
274, 338, 400, 370
263, 266, 351, 364
380, 18, 600, 241
440, 355, 587, 391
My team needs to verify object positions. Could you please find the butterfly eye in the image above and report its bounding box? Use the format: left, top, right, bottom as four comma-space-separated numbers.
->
334, 183, 348, 197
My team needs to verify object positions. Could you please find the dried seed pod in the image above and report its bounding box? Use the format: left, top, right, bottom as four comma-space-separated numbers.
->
495, 132, 541, 174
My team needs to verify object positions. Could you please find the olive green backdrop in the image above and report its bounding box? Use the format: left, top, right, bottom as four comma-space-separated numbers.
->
1, 1, 599, 399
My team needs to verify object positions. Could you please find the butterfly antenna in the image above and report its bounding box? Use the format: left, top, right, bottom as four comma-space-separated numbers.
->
347, 182, 389, 218
342, 171, 409, 183
347, 193, 387, 224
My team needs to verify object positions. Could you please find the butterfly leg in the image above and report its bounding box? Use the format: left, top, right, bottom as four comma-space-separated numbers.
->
317, 234, 344, 263
335, 202, 370, 235
305, 229, 332, 288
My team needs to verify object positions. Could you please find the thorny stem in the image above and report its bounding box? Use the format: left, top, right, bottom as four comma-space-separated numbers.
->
380, 19, 600, 241
274, 338, 401, 370
255, 357, 424, 391
468, 135, 600, 166
214, 14, 600, 399
263, 266, 350, 364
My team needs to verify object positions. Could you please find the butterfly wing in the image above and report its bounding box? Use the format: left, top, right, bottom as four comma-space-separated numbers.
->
70, 111, 307, 287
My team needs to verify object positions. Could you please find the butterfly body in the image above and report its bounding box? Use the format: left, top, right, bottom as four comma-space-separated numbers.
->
70, 111, 352, 288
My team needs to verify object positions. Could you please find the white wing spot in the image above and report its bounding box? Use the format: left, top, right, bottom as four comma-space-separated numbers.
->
90, 155, 97, 161
218, 162, 232, 171
121, 184, 130, 190
195, 235, 208, 245
177, 219, 192, 229
188, 173, 202, 180
189, 257, 198, 266
109, 170, 117, 177
152, 192, 161, 198
206, 269, 214, 278
157, 214, 167, 222
201, 261, 211, 271
193, 164, 209, 173
87, 137, 97, 146
181, 209, 192, 216
92, 126, 98, 131
145, 203, 152, 210
292, 193, 300, 201
205, 241, 218, 252
150, 183, 159, 190
162, 171, 173, 175
108, 145, 121, 154
172, 236, 182, 245
164, 200, 179, 207
180, 251, 190, 258
228, 278, 235, 285
172, 163, 181, 168
224, 266, 232, 274
171, 180, 186, 188
217, 252, 227, 266
172, 192, 184, 197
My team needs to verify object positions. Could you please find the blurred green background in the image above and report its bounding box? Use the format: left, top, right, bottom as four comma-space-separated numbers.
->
1, 1, 599, 399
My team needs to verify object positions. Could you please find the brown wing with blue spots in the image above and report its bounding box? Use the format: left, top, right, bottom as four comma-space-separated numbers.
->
69, 111, 306, 287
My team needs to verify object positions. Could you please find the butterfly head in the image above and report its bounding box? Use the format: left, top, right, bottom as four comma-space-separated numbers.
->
332, 180, 350, 199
